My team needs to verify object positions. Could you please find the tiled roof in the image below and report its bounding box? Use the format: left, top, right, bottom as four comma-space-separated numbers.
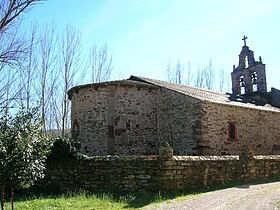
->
129, 76, 280, 113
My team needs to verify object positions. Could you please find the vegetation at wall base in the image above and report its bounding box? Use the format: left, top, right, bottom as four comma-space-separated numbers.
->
3, 177, 280, 210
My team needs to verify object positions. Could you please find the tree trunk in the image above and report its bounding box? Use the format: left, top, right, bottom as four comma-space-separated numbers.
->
1, 188, 4, 210
11, 188, 14, 210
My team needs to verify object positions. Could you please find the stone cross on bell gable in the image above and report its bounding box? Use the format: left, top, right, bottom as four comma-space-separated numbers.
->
242, 35, 248, 46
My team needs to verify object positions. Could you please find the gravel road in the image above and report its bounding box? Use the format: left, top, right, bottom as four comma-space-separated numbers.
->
143, 181, 280, 210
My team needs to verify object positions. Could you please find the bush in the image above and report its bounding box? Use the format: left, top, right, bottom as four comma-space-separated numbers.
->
0, 106, 53, 209
47, 136, 81, 161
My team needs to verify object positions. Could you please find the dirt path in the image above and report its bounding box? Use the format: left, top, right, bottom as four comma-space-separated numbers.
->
143, 181, 280, 210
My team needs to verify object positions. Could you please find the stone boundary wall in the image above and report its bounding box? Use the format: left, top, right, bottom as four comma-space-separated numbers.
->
40, 147, 280, 192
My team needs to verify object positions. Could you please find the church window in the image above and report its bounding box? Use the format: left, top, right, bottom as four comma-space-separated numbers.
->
252, 72, 258, 91
245, 56, 249, 68
228, 122, 237, 141
71, 120, 80, 139
239, 76, 245, 94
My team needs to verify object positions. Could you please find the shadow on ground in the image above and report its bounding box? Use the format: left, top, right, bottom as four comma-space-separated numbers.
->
124, 177, 280, 208
12, 177, 280, 209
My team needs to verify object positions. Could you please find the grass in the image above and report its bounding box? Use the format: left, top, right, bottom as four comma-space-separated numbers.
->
4, 191, 131, 210
4, 177, 280, 210
3, 189, 200, 210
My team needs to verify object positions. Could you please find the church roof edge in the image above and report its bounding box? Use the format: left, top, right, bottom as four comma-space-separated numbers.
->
129, 76, 280, 113
67, 79, 158, 100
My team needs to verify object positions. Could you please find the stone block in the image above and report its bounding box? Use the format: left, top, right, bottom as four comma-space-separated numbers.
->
163, 160, 176, 166
137, 175, 151, 180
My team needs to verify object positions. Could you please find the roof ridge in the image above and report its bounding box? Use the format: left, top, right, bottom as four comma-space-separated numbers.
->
130, 75, 227, 96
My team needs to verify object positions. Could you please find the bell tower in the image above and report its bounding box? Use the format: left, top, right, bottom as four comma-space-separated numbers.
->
231, 36, 267, 95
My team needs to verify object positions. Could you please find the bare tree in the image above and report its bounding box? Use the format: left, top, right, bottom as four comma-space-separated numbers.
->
18, 24, 38, 109
0, 0, 43, 31
0, 67, 20, 112
59, 25, 82, 136
194, 66, 204, 88
0, 26, 27, 111
219, 68, 225, 92
0, 29, 26, 69
204, 60, 215, 89
0, 0, 44, 113
186, 61, 192, 85
174, 60, 183, 84
166, 59, 218, 90
166, 60, 172, 82
0, 0, 43, 67
88, 43, 113, 83
36, 23, 58, 131
166, 60, 184, 84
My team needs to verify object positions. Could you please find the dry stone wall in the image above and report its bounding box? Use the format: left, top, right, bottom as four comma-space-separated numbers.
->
39, 152, 280, 192
200, 102, 280, 155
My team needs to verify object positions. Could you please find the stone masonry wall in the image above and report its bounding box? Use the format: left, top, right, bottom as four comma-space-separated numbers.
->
70, 82, 159, 156
199, 102, 280, 155
157, 88, 202, 155
40, 152, 280, 192
70, 82, 203, 156
112, 85, 159, 155
70, 86, 107, 155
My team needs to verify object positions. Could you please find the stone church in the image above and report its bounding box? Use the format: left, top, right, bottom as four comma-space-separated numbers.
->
68, 38, 280, 156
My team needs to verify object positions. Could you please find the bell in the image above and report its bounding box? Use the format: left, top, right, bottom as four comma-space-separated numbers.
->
240, 77, 245, 87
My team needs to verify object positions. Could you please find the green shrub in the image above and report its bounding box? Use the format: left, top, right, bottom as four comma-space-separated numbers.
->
47, 136, 81, 161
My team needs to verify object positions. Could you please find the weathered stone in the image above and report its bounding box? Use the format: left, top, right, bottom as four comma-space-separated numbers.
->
137, 175, 151, 180
159, 146, 174, 160
68, 82, 159, 156
38, 155, 280, 193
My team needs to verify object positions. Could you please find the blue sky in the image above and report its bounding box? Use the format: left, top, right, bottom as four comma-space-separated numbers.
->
24, 0, 280, 91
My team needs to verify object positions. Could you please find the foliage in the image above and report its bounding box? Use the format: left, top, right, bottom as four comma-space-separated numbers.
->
0, 106, 53, 209
277, 201, 280, 210
47, 136, 81, 161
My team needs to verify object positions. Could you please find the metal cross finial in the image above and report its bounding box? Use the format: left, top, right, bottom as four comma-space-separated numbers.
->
242, 35, 248, 46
